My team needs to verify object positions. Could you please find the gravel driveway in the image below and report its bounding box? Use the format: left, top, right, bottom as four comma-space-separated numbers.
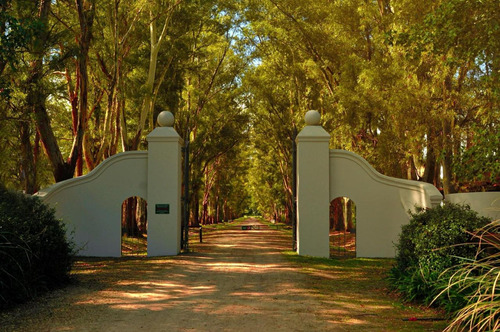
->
1, 218, 445, 331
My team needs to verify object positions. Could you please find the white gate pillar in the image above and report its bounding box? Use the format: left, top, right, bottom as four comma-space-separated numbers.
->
296, 110, 330, 257
146, 111, 182, 256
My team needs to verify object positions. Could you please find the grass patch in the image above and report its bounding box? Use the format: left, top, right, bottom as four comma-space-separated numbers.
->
121, 235, 147, 256
200, 217, 247, 230
282, 251, 448, 331
282, 251, 392, 270
201, 221, 236, 230
187, 218, 245, 245
195, 216, 290, 232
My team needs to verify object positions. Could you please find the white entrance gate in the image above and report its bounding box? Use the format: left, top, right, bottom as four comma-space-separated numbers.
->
37, 112, 182, 257
39, 110, 444, 258
296, 111, 443, 258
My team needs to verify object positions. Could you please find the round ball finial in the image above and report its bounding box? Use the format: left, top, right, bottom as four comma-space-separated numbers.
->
157, 111, 174, 127
305, 110, 321, 126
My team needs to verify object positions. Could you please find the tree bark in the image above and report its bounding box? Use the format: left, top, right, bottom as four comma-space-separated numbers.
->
346, 199, 354, 231
29, 0, 76, 182
442, 119, 458, 194
132, 6, 175, 149
423, 142, 437, 185
75, 0, 95, 175
192, 188, 200, 227
19, 122, 37, 194
29, 0, 95, 182
407, 156, 418, 180
122, 197, 140, 237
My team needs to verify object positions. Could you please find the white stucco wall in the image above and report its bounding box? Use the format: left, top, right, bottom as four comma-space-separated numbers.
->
445, 192, 500, 221
329, 150, 443, 258
146, 127, 183, 256
37, 152, 148, 257
296, 125, 331, 258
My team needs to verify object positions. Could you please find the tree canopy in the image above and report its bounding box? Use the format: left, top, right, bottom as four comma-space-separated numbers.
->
1, 0, 498, 225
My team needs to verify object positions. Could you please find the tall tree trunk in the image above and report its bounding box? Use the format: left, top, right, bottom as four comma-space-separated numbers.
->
136, 198, 147, 235
75, 0, 95, 175
215, 198, 220, 223
331, 198, 344, 231
19, 122, 37, 194
407, 157, 418, 180
223, 201, 229, 222
377, 0, 393, 16
329, 202, 335, 230
423, 141, 437, 185
122, 197, 140, 237
442, 119, 457, 194
201, 200, 208, 225
192, 189, 200, 227
30, 0, 74, 182
28, 0, 95, 182
346, 199, 354, 231
132, 4, 178, 149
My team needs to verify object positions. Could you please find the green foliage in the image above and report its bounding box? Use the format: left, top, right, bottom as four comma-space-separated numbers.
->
1, 0, 499, 222
453, 127, 500, 190
390, 203, 491, 311
0, 0, 36, 71
0, 185, 74, 308
436, 221, 500, 331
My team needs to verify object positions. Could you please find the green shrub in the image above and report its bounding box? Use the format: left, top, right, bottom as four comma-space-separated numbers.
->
389, 203, 491, 311
0, 185, 74, 308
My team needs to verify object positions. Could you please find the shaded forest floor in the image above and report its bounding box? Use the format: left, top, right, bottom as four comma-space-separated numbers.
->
330, 230, 356, 258
1, 218, 447, 331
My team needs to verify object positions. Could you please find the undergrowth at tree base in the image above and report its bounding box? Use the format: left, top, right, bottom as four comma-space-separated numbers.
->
0, 185, 74, 309
389, 203, 498, 331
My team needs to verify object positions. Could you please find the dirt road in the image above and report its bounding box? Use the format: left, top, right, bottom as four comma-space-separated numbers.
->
1, 218, 445, 331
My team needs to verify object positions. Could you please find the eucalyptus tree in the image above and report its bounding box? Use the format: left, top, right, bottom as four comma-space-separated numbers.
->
243, 58, 304, 222
166, 0, 252, 225
130, 0, 183, 150
2, 0, 497, 201
0, 0, 35, 191
243, 0, 499, 201
0, 0, 72, 192
241, 0, 367, 221
391, 0, 500, 192
0, 0, 98, 189
25, 0, 96, 183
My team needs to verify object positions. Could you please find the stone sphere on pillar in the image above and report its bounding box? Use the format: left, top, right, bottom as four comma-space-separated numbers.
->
305, 110, 321, 126
157, 111, 174, 127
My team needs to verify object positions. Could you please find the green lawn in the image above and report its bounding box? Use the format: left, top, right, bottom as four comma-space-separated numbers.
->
282, 251, 449, 331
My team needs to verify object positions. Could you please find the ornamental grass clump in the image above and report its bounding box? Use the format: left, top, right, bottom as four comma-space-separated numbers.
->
436, 220, 500, 332
389, 203, 491, 312
0, 185, 74, 309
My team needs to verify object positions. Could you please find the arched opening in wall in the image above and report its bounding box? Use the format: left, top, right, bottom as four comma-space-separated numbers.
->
329, 197, 356, 258
121, 196, 148, 256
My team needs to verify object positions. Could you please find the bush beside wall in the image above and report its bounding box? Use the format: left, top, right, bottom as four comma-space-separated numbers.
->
389, 203, 491, 312
0, 185, 74, 309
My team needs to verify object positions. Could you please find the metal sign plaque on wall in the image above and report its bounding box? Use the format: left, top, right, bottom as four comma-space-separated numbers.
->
155, 204, 170, 214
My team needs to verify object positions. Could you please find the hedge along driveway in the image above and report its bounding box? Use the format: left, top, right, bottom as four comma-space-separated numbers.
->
0, 218, 447, 331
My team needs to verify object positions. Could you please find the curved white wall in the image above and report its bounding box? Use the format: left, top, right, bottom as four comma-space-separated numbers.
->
329, 150, 443, 258
445, 192, 500, 221
37, 152, 148, 257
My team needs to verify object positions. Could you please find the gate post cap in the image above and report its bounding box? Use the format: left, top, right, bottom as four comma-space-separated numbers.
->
157, 111, 174, 127
305, 110, 321, 126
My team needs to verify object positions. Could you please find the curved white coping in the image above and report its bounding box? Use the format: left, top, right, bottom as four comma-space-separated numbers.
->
329, 149, 442, 204
35, 151, 149, 257
329, 149, 443, 258
36, 151, 148, 201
